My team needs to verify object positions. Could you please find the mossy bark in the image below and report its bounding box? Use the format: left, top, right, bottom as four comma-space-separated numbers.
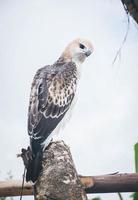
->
34, 141, 88, 200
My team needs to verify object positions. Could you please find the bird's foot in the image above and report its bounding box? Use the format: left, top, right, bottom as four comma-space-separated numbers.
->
17, 146, 33, 168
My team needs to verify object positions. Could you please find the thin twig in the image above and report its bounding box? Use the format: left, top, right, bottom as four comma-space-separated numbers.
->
19, 168, 26, 200
117, 192, 123, 200
112, 4, 130, 65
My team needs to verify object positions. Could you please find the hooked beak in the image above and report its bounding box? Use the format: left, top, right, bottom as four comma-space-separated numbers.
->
85, 49, 92, 57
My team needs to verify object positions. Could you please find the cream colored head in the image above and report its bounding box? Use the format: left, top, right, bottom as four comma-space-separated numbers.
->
61, 38, 93, 64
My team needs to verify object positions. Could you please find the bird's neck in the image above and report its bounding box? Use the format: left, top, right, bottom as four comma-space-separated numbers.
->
55, 56, 82, 79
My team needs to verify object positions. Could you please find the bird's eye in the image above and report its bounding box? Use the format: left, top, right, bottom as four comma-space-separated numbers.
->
79, 43, 85, 49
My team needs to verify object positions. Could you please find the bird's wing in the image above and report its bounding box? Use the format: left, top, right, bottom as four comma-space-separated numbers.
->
28, 63, 77, 152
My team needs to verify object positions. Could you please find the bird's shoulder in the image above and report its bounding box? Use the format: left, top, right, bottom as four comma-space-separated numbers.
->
32, 60, 77, 90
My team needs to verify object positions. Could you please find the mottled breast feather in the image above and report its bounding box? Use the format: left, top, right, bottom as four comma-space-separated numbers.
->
28, 60, 77, 154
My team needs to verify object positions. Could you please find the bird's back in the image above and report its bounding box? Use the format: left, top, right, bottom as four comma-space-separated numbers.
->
26, 60, 77, 182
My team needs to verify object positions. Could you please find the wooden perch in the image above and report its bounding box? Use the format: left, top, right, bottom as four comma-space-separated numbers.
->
0, 173, 138, 197
1, 141, 138, 198
34, 141, 88, 200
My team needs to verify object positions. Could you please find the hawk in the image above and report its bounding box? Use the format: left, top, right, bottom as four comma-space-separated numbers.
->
26, 38, 93, 182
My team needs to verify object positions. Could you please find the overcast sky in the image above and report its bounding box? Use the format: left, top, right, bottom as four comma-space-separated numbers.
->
0, 0, 138, 199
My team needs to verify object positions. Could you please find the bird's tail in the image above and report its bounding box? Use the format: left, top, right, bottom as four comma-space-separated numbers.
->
26, 150, 43, 182
21, 147, 43, 183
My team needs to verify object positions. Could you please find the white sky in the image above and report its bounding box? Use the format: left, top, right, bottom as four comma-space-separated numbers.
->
0, 0, 138, 199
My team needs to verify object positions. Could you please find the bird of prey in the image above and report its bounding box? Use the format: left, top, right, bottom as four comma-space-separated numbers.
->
26, 38, 93, 182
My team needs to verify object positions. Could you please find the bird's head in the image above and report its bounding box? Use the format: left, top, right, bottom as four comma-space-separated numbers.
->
61, 38, 93, 65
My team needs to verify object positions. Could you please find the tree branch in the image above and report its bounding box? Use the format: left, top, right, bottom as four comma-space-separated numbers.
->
0, 173, 138, 197
2, 141, 137, 198
121, 0, 138, 24
34, 141, 88, 200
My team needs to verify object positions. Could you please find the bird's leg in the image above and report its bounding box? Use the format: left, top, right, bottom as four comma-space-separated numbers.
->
52, 133, 61, 142
18, 147, 33, 169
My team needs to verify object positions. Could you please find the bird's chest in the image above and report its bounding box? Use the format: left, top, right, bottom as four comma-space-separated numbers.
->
48, 74, 77, 107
